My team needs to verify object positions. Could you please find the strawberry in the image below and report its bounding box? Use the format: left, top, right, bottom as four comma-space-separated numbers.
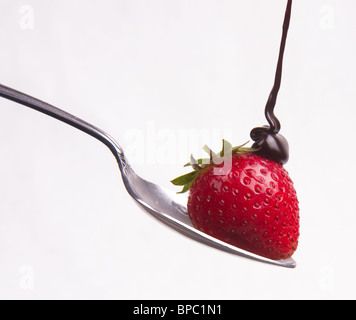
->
171, 140, 299, 260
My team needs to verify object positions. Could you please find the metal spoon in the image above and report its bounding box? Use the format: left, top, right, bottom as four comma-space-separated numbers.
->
0, 83, 296, 268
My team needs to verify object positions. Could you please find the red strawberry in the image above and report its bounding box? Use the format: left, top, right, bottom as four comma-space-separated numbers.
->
172, 141, 299, 261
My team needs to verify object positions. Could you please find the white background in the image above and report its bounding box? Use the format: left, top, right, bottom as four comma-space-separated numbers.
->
0, 0, 355, 300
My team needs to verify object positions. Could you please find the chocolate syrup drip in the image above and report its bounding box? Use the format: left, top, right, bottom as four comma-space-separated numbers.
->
250, 0, 292, 164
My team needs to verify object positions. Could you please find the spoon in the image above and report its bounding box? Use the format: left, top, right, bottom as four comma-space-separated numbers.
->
0, 83, 296, 268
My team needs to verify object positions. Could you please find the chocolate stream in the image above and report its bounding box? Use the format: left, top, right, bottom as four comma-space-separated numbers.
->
250, 0, 292, 164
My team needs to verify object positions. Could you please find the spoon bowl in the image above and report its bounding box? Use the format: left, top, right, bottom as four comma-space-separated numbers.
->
0, 83, 296, 268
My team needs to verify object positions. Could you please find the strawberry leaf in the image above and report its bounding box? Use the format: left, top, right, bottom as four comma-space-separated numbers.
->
220, 139, 232, 157
189, 154, 203, 171
170, 170, 200, 187
177, 179, 196, 194
184, 158, 210, 167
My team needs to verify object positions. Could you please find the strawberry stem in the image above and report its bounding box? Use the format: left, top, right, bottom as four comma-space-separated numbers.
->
171, 140, 258, 193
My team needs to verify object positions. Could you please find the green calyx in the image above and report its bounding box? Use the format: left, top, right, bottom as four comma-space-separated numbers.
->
171, 140, 259, 194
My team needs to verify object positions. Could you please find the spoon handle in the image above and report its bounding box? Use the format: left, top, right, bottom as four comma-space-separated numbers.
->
0, 83, 125, 168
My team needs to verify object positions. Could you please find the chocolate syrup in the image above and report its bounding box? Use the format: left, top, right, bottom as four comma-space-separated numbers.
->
250, 0, 292, 164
